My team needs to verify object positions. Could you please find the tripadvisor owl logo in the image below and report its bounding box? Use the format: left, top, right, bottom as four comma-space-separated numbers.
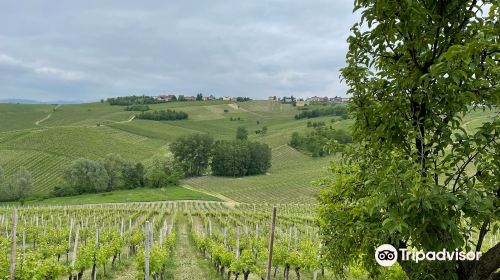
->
375, 244, 398, 267
375, 244, 482, 266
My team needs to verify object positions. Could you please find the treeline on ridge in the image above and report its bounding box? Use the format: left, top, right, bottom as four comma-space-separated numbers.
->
106, 95, 164, 106
295, 105, 349, 120
290, 126, 352, 157
125, 104, 151, 111
136, 109, 188, 121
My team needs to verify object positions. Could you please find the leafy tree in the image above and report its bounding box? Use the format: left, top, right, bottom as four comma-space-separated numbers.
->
125, 104, 150, 111
319, 1, 499, 280
236, 127, 248, 141
63, 158, 109, 194
212, 140, 251, 177
122, 162, 145, 189
9, 167, 33, 205
196, 93, 203, 101
247, 141, 272, 175
289, 132, 302, 149
102, 154, 127, 191
212, 140, 271, 177
261, 126, 268, 135
170, 134, 214, 176
290, 127, 352, 157
145, 153, 181, 188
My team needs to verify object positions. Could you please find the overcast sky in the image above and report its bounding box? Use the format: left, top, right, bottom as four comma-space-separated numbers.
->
0, 1, 359, 102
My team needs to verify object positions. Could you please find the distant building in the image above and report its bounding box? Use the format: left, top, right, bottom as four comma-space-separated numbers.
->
296, 100, 309, 107
332, 96, 343, 104
155, 95, 176, 102
268, 96, 276, 101
307, 96, 321, 102
223, 96, 231, 101
184, 96, 196, 101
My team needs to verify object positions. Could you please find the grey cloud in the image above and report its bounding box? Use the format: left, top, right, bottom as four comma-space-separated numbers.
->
0, 0, 359, 102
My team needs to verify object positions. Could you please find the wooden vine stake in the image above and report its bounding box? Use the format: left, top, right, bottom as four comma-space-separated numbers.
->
10, 208, 17, 280
71, 225, 80, 277
144, 221, 151, 280
266, 207, 277, 280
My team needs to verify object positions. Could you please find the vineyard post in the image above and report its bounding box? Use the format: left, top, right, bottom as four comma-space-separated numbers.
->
266, 207, 277, 280
21, 221, 25, 275
145, 221, 151, 280
236, 227, 240, 260
223, 227, 227, 248
10, 208, 17, 280
71, 225, 80, 275
92, 228, 99, 280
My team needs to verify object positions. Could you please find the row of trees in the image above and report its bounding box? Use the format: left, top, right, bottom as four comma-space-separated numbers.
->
170, 132, 272, 177
125, 104, 151, 111
53, 153, 180, 197
294, 105, 348, 120
106, 95, 164, 106
136, 109, 188, 121
211, 140, 271, 176
0, 166, 33, 204
290, 127, 352, 157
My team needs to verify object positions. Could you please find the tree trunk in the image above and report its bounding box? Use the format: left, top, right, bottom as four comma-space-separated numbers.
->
295, 267, 301, 280
234, 272, 239, 280
243, 271, 250, 280
284, 265, 290, 280
91, 263, 97, 280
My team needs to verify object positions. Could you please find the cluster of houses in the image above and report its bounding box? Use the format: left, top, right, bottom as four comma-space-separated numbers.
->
268, 95, 351, 106
154, 94, 223, 102
153, 94, 350, 105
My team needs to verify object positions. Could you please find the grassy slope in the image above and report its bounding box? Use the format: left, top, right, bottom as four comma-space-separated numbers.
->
0, 100, 494, 203
0, 103, 54, 132
0, 187, 218, 206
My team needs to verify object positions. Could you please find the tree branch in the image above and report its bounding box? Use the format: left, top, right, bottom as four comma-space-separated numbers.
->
476, 220, 489, 252
468, 241, 500, 280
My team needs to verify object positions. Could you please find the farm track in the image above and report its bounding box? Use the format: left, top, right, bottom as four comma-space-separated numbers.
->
35, 104, 62, 126
173, 215, 212, 280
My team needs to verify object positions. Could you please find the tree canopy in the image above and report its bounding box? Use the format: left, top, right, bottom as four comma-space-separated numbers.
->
170, 134, 214, 176
318, 1, 499, 280
212, 140, 271, 177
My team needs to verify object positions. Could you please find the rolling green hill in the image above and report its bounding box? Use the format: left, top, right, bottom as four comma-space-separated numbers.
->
0, 100, 495, 204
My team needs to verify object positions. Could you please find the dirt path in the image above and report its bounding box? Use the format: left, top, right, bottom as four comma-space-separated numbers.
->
172, 216, 212, 280
107, 115, 136, 124
35, 104, 61, 126
111, 259, 137, 280
183, 185, 238, 209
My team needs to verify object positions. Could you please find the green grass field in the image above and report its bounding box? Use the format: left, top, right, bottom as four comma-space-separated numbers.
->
0, 100, 496, 204
0, 187, 218, 206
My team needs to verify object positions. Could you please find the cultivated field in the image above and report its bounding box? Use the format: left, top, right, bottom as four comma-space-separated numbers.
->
0, 100, 348, 203
0, 100, 497, 280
